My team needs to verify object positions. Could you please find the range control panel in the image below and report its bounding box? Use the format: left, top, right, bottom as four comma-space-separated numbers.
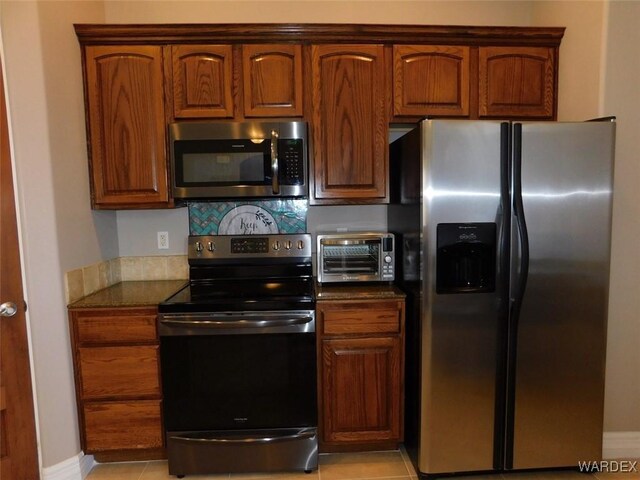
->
189, 234, 312, 261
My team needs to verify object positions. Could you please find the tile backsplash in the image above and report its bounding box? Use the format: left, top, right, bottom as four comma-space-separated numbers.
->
189, 200, 307, 235
65, 255, 188, 304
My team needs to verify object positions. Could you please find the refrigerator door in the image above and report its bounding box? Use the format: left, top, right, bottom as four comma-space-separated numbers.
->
510, 121, 615, 469
418, 120, 506, 474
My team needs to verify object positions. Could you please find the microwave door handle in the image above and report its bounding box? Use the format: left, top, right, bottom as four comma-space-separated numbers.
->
270, 130, 279, 194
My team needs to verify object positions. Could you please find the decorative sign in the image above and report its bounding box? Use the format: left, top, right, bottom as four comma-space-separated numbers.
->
218, 206, 279, 235
188, 200, 308, 235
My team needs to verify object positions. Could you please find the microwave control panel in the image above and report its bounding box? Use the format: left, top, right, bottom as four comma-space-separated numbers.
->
280, 139, 305, 185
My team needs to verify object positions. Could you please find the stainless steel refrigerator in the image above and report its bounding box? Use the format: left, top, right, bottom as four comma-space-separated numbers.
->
388, 119, 615, 476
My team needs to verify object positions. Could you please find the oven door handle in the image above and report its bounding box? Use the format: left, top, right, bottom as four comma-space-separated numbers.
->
159, 312, 314, 329
170, 429, 316, 445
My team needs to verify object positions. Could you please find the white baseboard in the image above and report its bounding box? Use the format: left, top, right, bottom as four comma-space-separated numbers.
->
603, 431, 640, 459
42, 452, 95, 480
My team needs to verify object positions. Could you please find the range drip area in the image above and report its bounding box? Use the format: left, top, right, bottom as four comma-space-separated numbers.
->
158, 234, 317, 477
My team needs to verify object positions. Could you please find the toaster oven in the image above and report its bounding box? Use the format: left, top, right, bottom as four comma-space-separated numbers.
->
317, 233, 395, 284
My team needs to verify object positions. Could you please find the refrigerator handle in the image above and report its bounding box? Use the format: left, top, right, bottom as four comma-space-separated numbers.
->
504, 122, 530, 470
512, 123, 530, 307
493, 122, 512, 470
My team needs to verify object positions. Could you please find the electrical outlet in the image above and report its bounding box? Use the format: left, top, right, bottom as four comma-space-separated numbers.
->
157, 231, 169, 250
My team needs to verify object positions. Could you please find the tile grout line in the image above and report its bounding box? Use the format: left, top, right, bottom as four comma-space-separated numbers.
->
137, 460, 146, 480
137, 460, 150, 480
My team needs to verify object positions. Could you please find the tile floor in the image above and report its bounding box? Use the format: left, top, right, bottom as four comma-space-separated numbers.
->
86, 451, 640, 480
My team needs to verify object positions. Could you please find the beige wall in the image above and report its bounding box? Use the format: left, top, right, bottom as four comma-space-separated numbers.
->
530, 1, 606, 121
104, 0, 533, 24
601, 0, 640, 432
0, 0, 637, 472
0, 0, 108, 468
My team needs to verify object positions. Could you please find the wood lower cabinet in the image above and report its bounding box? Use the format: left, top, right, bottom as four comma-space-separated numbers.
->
311, 44, 388, 204
317, 299, 404, 451
479, 46, 556, 118
83, 45, 169, 209
393, 45, 470, 117
68, 307, 164, 460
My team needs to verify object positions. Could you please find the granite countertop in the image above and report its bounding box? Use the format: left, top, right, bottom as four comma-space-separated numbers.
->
68, 280, 187, 309
315, 282, 406, 301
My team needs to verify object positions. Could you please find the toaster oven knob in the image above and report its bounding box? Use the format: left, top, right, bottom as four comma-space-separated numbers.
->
273, 241, 280, 251
195, 241, 204, 253
384, 255, 393, 264
285, 240, 292, 250
297, 240, 304, 250
207, 241, 215, 252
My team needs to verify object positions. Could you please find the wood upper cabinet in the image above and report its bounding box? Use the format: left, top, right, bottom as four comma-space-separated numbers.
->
170, 44, 234, 118
479, 46, 556, 118
76, 26, 563, 209
393, 45, 470, 117
84, 45, 169, 208
242, 44, 303, 117
311, 45, 388, 203
317, 299, 404, 451
69, 307, 164, 459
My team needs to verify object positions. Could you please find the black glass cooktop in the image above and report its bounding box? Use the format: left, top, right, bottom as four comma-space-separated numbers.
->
159, 277, 315, 313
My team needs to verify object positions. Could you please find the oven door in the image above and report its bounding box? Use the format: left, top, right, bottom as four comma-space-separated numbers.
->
159, 310, 317, 433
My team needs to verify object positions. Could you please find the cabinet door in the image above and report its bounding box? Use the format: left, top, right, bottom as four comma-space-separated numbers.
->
311, 45, 388, 203
85, 46, 169, 208
242, 44, 303, 117
394, 45, 470, 117
321, 336, 402, 443
171, 45, 234, 118
479, 46, 556, 118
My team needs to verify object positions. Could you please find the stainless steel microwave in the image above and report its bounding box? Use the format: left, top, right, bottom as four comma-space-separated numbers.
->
170, 121, 308, 200
317, 233, 395, 284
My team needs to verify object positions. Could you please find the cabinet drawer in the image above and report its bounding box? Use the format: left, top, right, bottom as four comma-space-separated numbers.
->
79, 346, 160, 399
76, 314, 157, 344
83, 400, 163, 452
319, 301, 402, 335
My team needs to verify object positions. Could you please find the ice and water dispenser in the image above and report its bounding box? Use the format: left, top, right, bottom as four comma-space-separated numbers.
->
436, 223, 496, 294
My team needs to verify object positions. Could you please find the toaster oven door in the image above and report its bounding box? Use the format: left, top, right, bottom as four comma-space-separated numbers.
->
319, 238, 383, 283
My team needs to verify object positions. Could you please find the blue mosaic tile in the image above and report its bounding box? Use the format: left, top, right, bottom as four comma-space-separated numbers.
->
188, 200, 308, 235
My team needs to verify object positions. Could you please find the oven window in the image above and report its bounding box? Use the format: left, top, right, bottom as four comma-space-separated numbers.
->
161, 333, 317, 432
322, 243, 380, 274
174, 139, 270, 186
